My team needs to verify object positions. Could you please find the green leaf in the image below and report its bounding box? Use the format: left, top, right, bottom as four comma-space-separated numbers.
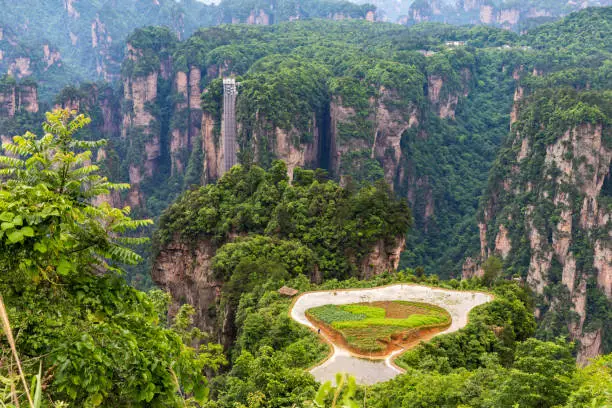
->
314, 381, 333, 406
1, 222, 14, 231
90, 393, 103, 407
21, 226, 35, 237
193, 383, 209, 403
0, 212, 14, 222
12, 215, 23, 226
33, 362, 42, 408
57, 259, 72, 276
7, 230, 24, 244
34, 242, 47, 253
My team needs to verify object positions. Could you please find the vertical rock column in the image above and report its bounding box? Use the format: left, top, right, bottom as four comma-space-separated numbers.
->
170, 71, 189, 176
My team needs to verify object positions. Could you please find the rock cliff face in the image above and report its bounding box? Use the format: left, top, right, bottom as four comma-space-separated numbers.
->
152, 232, 406, 344
330, 88, 419, 187
7, 57, 32, 78
42, 44, 61, 69
246, 9, 271, 25
121, 40, 169, 206
0, 81, 39, 118
171, 71, 190, 176
271, 124, 320, 181
360, 236, 406, 279
475, 90, 611, 362
91, 16, 118, 82
0, 84, 16, 118
406, 0, 446, 24
202, 110, 222, 183
122, 70, 159, 206
170, 67, 204, 176
405, 0, 603, 30
152, 239, 223, 338
201, 92, 322, 184
428, 75, 461, 119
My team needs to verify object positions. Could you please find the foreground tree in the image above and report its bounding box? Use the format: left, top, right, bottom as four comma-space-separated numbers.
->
0, 110, 224, 407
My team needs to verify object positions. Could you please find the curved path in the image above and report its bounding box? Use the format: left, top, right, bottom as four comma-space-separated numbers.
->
290, 284, 493, 385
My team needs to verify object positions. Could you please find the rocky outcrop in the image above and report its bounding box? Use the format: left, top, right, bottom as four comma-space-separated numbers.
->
121, 38, 173, 206
0, 85, 16, 118
42, 44, 61, 69
510, 86, 524, 126
7, 58, 32, 78
91, 16, 116, 81
188, 67, 203, 139
479, 5, 494, 24
494, 224, 511, 259
202, 91, 321, 183
437, 1, 589, 30
373, 89, 419, 186
329, 98, 370, 178
498, 8, 520, 27
122, 72, 158, 136
18, 84, 38, 113
246, 9, 271, 25
171, 66, 203, 176
153, 230, 406, 344
360, 236, 406, 279
55, 83, 119, 137
462, 257, 484, 279
476, 91, 611, 361
0, 81, 39, 118
202, 111, 222, 183
171, 71, 189, 175
152, 239, 223, 339
330, 89, 419, 187
406, 0, 445, 24
428, 75, 462, 119
273, 124, 320, 181
64, 0, 79, 18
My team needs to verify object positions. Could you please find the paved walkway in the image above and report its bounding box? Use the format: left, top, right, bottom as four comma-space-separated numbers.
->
290, 284, 493, 385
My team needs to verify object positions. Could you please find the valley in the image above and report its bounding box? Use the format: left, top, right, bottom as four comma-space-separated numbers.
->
0, 1, 610, 407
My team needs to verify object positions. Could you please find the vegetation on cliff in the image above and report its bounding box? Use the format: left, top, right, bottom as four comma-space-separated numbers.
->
157, 161, 411, 280
1, 5, 611, 407
0, 110, 225, 406
0, 108, 609, 406
25, 9, 605, 289
480, 87, 611, 353
0, 0, 376, 101
208, 268, 611, 408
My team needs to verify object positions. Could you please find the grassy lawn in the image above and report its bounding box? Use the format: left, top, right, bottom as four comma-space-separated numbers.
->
306, 301, 451, 353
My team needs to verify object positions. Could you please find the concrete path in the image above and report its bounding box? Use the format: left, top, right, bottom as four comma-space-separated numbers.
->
290, 284, 493, 385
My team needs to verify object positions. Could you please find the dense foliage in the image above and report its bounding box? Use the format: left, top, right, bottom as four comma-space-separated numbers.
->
480, 87, 611, 351
131, 19, 528, 280
0, 0, 375, 100
206, 269, 611, 408
157, 161, 411, 280
2, 6, 611, 408
0, 110, 225, 407
27, 8, 608, 289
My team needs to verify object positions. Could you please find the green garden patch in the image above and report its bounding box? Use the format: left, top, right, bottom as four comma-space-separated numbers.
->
306, 301, 451, 354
